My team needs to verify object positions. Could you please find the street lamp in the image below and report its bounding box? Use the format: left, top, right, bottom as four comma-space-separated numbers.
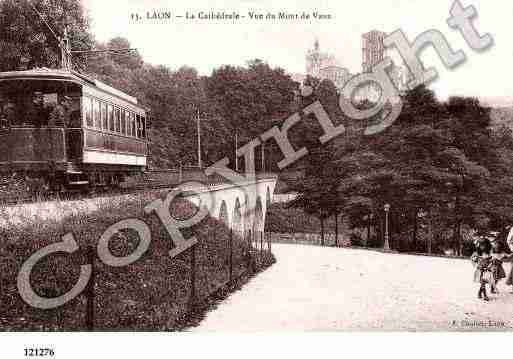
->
384, 203, 391, 251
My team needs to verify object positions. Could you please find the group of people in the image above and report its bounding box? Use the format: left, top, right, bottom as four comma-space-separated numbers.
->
471, 230, 513, 301
0, 92, 81, 129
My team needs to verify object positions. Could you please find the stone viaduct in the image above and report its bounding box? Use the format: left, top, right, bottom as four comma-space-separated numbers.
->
181, 174, 278, 236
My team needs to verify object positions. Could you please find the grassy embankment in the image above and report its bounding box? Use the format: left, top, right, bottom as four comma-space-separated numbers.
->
0, 192, 274, 331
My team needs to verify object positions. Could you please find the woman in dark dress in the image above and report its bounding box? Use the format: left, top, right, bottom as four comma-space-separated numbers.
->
506, 263, 513, 293
471, 238, 492, 301
489, 238, 508, 293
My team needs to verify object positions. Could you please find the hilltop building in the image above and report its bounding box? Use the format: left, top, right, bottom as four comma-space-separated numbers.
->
358, 30, 409, 101
305, 39, 352, 91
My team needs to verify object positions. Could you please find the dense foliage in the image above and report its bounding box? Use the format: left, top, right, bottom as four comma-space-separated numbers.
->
289, 84, 513, 255
0, 0, 93, 71
0, 0, 299, 170
0, 194, 274, 330
3, 0, 513, 256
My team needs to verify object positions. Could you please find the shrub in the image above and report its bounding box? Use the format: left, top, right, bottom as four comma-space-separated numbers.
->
349, 233, 364, 247
0, 192, 274, 331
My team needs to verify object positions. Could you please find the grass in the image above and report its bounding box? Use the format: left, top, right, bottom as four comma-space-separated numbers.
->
0, 191, 275, 331
0, 174, 31, 203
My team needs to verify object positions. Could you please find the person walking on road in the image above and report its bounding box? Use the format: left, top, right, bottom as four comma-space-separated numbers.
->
471, 237, 492, 301
489, 236, 507, 294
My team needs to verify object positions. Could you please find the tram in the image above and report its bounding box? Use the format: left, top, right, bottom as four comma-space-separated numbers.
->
0, 68, 149, 191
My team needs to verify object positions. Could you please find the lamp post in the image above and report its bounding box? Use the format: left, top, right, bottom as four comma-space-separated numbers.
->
384, 203, 391, 251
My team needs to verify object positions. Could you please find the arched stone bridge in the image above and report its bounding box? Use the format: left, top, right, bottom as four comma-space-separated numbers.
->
181, 175, 277, 236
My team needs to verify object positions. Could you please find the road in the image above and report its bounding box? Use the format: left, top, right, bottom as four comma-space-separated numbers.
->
193, 243, 513, 331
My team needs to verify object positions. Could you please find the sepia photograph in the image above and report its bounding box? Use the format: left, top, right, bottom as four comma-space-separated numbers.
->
1, 0, 513, 357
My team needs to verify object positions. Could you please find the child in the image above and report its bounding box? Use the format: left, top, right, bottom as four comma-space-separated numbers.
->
489, 238, 507, 294
471, 237, 492, 301
506, 227, 513, 293
506, 262, 513, 293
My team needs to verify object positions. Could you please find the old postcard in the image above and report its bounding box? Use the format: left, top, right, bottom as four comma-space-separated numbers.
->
1, 0, 513, 357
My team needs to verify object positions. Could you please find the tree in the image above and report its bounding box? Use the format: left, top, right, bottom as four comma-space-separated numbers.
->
0, 0, 94, 71
206, 60, 297, 170
105, 37, 143, 70
288, 79, 349, 243
292, 82, 513, 255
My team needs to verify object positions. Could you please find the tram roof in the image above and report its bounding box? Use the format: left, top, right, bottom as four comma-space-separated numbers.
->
0, 68, 139, 105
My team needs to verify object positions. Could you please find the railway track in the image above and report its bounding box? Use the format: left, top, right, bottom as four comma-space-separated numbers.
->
0, 172, 178, 207
0, 184, 170, 207
0, 169, 278, 207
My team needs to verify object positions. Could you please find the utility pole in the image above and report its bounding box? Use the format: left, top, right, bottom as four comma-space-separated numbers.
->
235, 130, 239, 172
196, 109, 202, 169
261, 142, 265, 172
27, 2, 137, 72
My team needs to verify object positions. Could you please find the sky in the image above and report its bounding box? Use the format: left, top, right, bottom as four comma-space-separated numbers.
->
82, 0, 513, 105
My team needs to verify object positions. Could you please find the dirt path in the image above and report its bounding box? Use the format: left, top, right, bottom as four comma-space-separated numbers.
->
193, 243, 513, 331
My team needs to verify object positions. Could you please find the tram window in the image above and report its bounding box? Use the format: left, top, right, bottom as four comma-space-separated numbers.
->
141, 117, 146, 139
0, 93, 14, 128
0, 80, 82, 128
130, 115, 133, 136
68, 96, 82, 128
130, 112, 135, 137
108, 104, 114, 132
128, 112, 135, 137
134, 114, 138, 137
125, 111, 131, 136
114, 108, 120, 133
83, 97, 93, 128
131, 112, 136, 137
120, 109, 126, 135
0, 95, 5, 128
138, 116, 144, 139
133, 114, 138, 138
136, 115, 141, 138
93, 99, 100, 129
127, 112, 132, 136
101, 102, 108, 130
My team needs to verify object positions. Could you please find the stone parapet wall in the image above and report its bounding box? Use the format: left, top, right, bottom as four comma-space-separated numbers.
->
269, 232, 351, 247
